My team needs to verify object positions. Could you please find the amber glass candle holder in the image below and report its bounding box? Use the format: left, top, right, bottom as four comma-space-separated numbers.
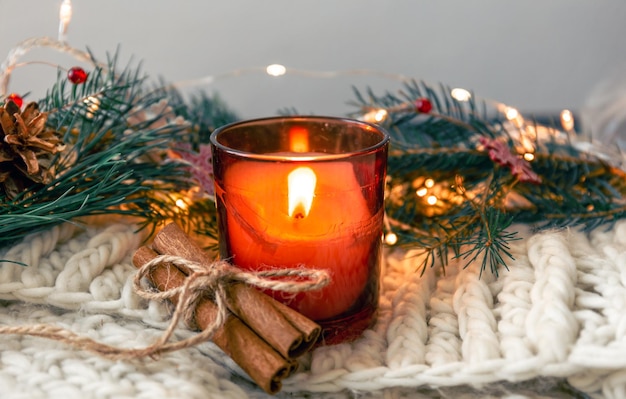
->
210, 116, 389, 344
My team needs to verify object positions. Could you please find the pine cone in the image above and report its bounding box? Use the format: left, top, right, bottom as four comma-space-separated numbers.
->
0, 100, 65, 199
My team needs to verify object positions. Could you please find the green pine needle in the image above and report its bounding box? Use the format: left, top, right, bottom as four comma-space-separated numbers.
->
357, 80, 626, 275
3, 59, 624, 279
0, 52, 237, 247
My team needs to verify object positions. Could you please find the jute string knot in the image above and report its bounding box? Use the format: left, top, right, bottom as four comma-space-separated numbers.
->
0, 254, 330, 361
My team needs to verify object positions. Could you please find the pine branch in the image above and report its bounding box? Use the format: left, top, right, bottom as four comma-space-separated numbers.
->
355, 80, 626, 275
0, 52, 235, 246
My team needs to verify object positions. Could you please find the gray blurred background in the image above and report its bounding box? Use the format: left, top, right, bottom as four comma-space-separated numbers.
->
1, 0, 625, 121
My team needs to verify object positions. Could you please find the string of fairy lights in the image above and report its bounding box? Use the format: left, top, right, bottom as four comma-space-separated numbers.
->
0, 0, 577, 132
0, 0, 581, 247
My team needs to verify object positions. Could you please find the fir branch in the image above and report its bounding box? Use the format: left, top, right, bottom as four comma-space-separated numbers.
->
355, 79, 626, 275
458, 206, 516, 278
0, 52, 233, 247
4, 55, 625, 282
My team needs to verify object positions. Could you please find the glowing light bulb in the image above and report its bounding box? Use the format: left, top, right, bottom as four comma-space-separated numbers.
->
373, 109, 388, 122
416, 187, 428, 197
266, 64, 287, 77
504, 107, 519, 121
451, 88, 471, 102
560, 109, 574, 131
424, 178, 435, 188
175, 198, 187, 210
384, 232, 398, 246
59, 0, 72, 42
523, 153, 535, 162
362, 109, 388, 124
426, 195, 437, 205
288, 167, 316, 219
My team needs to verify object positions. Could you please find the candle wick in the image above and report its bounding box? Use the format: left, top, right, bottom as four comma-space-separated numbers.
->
294, 212, 305, 220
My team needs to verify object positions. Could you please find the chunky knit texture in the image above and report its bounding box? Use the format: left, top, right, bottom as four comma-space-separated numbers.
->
1, 220, 625, 398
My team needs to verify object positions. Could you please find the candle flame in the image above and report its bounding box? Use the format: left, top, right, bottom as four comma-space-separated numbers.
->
288, 167, 316, 219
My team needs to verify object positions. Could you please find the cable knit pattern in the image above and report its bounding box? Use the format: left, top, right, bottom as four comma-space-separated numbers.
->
2, 220, 626, 398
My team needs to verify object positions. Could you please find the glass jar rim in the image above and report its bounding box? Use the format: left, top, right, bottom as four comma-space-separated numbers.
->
210, 115, 389, 161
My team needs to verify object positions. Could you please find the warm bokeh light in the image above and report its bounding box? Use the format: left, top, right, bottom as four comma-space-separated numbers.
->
451, 88, 471, 102
384, 232, 398, 246
560, 109, 574, 131
266, 64, 287, 77
59, 0, 72, 41
175, 198, 187, 210
362, 109, 388, 124
505, 107, 519, 121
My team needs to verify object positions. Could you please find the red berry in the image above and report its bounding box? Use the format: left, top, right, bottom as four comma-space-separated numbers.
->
68, 67, 88, 84
415, 98, 432, 113
6, 93, 23, 108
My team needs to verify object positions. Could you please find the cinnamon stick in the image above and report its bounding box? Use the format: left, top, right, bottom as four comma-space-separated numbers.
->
133, 246, 296, 394
226, 284, 320, 358
264, 292, 322, 346
151, 223, 321, 356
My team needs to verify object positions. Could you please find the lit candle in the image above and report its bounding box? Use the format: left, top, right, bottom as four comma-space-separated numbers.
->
221, 160, 378, 321
211, 116, 388, 343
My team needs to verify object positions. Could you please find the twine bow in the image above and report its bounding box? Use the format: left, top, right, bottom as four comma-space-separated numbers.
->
0, 255, 330, 361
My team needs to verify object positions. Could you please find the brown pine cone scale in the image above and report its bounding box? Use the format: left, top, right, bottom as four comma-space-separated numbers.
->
0, 100, 65, 199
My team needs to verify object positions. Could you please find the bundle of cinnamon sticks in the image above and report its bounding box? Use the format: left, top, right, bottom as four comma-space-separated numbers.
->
132, 223, 321, 394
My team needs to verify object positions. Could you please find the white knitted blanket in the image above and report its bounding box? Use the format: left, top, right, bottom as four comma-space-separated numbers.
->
0, 219, 624, 399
